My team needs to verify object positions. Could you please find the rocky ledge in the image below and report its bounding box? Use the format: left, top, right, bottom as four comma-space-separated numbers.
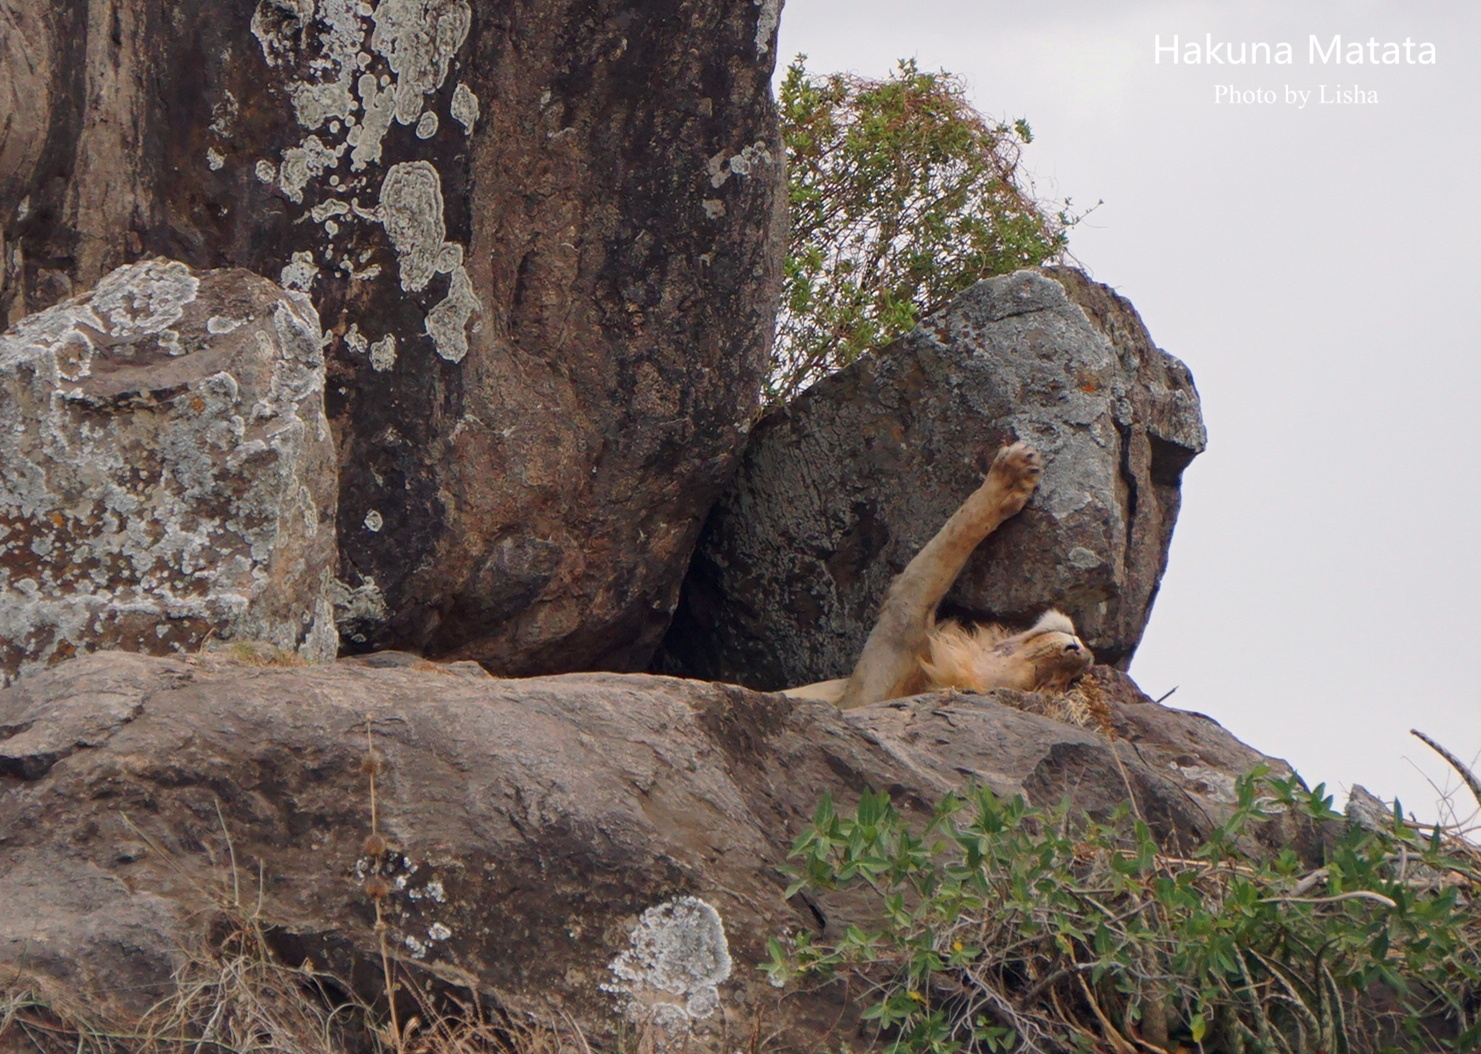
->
0, 651, 1314, 1051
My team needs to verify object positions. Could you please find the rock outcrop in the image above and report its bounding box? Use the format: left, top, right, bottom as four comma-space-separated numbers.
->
0, 260, 338, 683
0, 652, 1312, 1048
660, 268, 1206, 690
1, 0, 786, 674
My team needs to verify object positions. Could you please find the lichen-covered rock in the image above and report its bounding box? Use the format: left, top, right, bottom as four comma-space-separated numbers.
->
0, 652, 1310, 1048
660, 268, 1207, 689
2, 0, 785, 675
0, 260, 338, 681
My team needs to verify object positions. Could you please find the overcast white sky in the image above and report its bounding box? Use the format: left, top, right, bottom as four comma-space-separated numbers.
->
775, 0, 1481, 826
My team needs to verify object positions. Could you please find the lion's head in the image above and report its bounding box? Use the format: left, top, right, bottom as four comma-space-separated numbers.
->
921, 609, 1094, 694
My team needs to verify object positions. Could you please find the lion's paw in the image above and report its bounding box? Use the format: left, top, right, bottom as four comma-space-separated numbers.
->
989, 441, 1042, 488
985, 441, 1042, 513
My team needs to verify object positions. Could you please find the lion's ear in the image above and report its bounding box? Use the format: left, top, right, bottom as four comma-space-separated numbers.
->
1029, 609, 1076, 636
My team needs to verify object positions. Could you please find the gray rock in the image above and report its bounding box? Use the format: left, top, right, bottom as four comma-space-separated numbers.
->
0, 261, 338, 682
1346, 784, 1392, 831
660, 267, 1206, 689
0, 651, 1310, 1047
1, 0, 785, 676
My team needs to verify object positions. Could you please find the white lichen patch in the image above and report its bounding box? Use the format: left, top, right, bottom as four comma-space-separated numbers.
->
328, 574, 388, 644
364, 509, 384, 532
373, 164, 481, 360
207, 316, 245, 335
288, 0, 365, 130
343, 323, 369, 355
279, 136, 344, 204
604, 897, 732, 1032
707, 142, 773, 188
369, 333, 397, 371
435, 242, 462, 274
450, 82, 479, 134
310, 198, 351, 224
371, 0, 472, 125
207, 148, 226, 171
243, 0, 488, 377
753, 0, 781, 55
253, 0, 448, 181
427, 922, 452, 941
342, 253, 384, 282
1169, 761, 1241, 805
425, 266, 480, 363
88, 262, 200, 339
250, 0, 314, 68
349, 71, 397, 172
378, 161, 446, 292
1067, 546, 1102, 569
210, 90, 240, 138
280, 251, 319, 293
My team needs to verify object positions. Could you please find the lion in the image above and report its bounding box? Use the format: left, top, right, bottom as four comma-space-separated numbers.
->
783, 442, 1093, 708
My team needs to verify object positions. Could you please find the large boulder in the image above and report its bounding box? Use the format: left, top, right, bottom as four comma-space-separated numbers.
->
1, 0, 785, 673
0, 260, 338, 683
0, 652, 1312, 1048
659, 267, 1207, 689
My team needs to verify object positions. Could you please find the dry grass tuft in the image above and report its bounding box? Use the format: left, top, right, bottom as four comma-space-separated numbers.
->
141, 919, 357, 1054
1, 719, 598, 1054
196, 640, 310, 668
994, 669, 1115, 732
1, 919, 594, 1054
0, 918, 361, 1054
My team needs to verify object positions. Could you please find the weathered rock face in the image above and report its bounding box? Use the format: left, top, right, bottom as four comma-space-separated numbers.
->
0, 260, 338, 683
0, 652, 1314, 1047
1, 0, 785, 674
660, 268, 1207, 690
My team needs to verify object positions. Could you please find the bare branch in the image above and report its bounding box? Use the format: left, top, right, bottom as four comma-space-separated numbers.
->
1412, 728, 1481, 813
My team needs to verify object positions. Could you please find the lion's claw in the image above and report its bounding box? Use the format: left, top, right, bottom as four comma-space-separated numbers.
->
979, 441, 1042, 518
989, 441, 1042, 488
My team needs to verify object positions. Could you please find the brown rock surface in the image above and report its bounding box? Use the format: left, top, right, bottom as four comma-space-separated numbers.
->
1, 0, 785, 673
0, 652, 1309, 1047
660, 267, 1207, 689
0, 260, 338, 682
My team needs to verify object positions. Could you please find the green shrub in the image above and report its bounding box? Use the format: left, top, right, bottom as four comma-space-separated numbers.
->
771, 58, 1084, 407
765, 771, 1481, 1053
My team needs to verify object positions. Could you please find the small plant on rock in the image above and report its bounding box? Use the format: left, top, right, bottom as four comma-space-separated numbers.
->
772, 58, 1086, 406
766, 771, 1481, 1053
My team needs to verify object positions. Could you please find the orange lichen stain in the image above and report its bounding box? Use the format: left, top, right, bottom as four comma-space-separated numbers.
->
48, 512, 65, 528
1078, 379, 1101, 393
190, 396, 206, 413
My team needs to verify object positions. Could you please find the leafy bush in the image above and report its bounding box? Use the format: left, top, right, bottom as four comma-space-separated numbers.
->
772, 58, 1083, 406
765, 771, 1481, 1053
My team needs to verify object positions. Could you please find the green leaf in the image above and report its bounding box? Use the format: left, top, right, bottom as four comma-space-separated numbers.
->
1191, 1012, 1208, 1043
768, 57, 1085, 406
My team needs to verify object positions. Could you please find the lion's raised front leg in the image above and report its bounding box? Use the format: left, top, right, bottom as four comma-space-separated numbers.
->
836, 441, 1043, 709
